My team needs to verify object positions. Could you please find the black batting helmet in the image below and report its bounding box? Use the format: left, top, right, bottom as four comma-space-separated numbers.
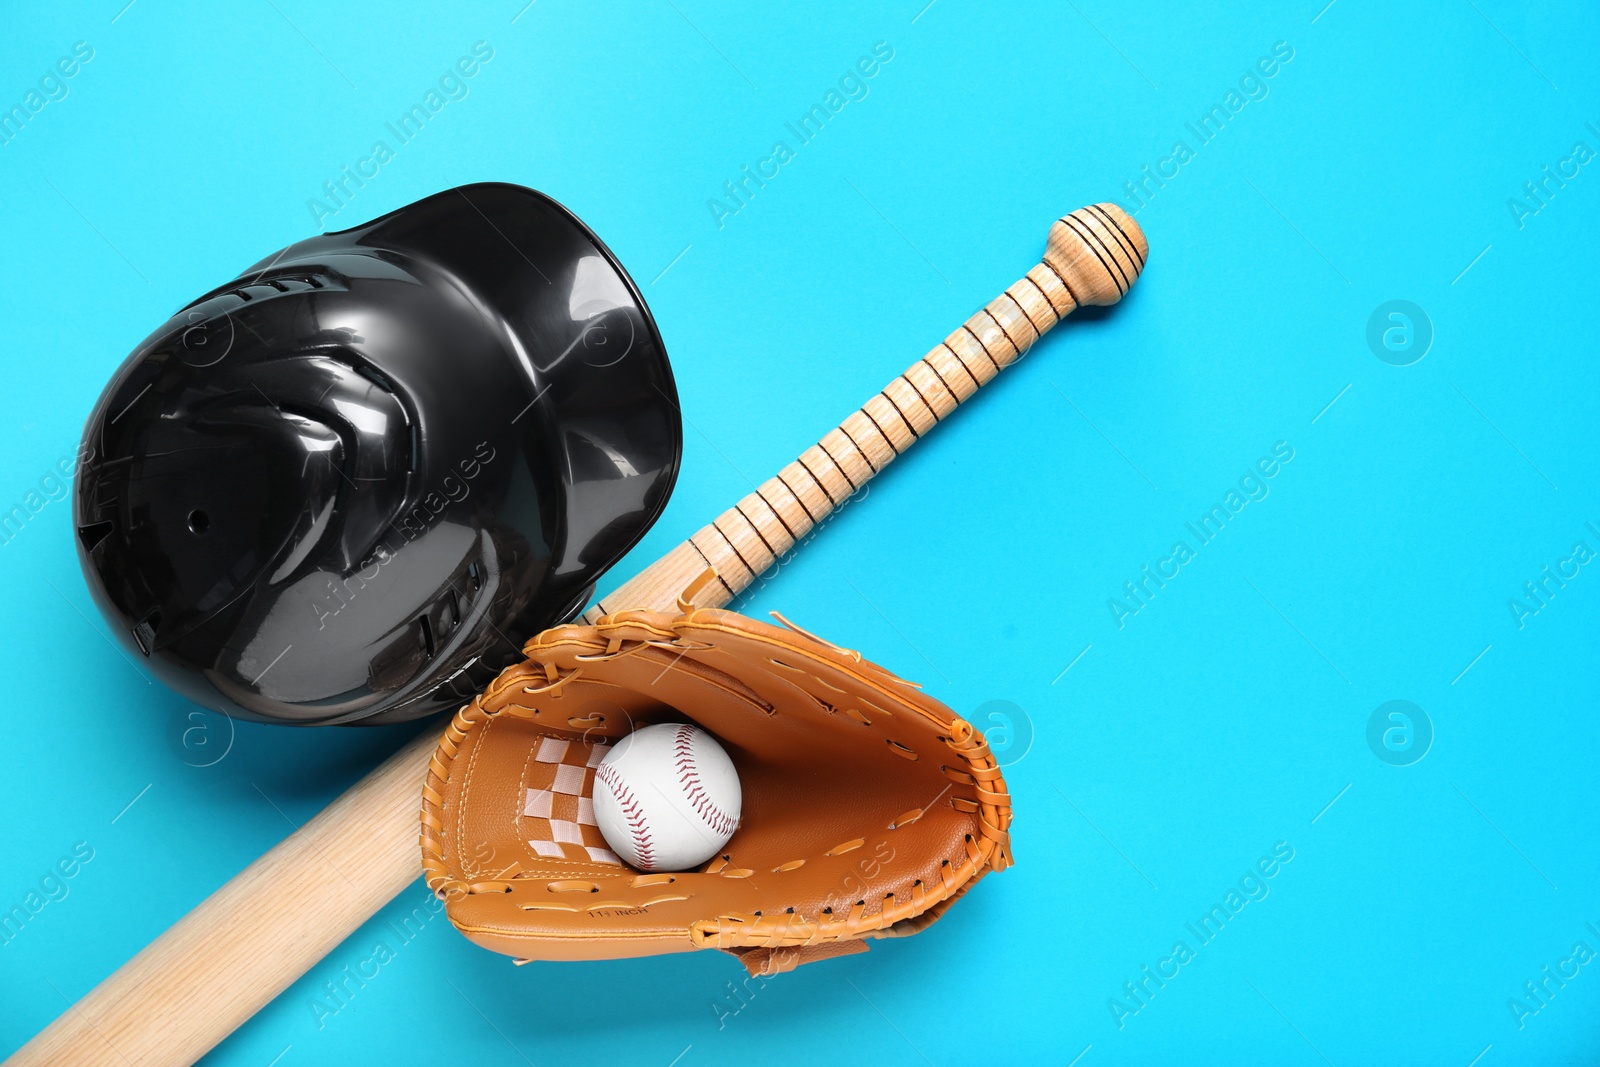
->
74, 183, 682, 725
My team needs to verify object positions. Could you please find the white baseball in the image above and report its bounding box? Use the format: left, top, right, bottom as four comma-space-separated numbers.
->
592, 723, 742, 872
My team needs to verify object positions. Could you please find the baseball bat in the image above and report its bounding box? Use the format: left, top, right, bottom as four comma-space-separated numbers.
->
7, 203, 1147, 1067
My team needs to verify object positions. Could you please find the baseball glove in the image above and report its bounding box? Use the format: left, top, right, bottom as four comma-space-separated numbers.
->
420, 596, 1013, 976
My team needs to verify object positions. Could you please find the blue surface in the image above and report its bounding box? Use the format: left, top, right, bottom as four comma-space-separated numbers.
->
2, 2, 1597, 1064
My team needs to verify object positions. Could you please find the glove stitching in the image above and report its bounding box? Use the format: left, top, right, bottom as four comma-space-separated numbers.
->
456, 713, 493, 877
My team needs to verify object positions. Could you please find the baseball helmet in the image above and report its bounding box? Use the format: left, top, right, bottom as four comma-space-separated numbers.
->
73, 183, 682, 725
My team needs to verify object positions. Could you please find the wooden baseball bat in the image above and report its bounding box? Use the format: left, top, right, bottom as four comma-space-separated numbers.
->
7, 204, 1147, 1067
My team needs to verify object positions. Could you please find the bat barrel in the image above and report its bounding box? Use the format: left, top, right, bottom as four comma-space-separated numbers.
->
583, 202, 1148, 618
5, 731, 440, 1067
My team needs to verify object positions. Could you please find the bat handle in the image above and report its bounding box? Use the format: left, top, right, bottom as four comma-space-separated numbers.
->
583, 202, 1148, 619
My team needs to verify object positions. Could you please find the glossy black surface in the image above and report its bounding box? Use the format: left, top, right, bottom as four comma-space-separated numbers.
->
74, 184, 681, 725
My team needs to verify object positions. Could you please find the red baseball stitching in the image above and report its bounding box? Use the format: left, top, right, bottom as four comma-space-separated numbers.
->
594, 761, 655, 869
674, 725, 738, 839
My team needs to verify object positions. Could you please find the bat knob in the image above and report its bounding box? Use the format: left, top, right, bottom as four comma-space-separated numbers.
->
1045, 203, 1149, 308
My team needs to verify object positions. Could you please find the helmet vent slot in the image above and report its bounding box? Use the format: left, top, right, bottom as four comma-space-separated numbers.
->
132, 610, 162, 656
78, 521, 113, 552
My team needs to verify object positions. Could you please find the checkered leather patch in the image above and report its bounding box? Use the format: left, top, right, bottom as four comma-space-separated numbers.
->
520, 736, 621, 865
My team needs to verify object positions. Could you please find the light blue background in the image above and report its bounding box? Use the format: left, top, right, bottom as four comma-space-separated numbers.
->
3, 2, 1598, 1064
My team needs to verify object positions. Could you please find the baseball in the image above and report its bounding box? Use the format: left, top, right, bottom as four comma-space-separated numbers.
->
592, 723, 742, 872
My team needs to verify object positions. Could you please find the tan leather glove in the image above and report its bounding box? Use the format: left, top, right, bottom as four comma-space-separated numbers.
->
420, 605, 1013, 976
